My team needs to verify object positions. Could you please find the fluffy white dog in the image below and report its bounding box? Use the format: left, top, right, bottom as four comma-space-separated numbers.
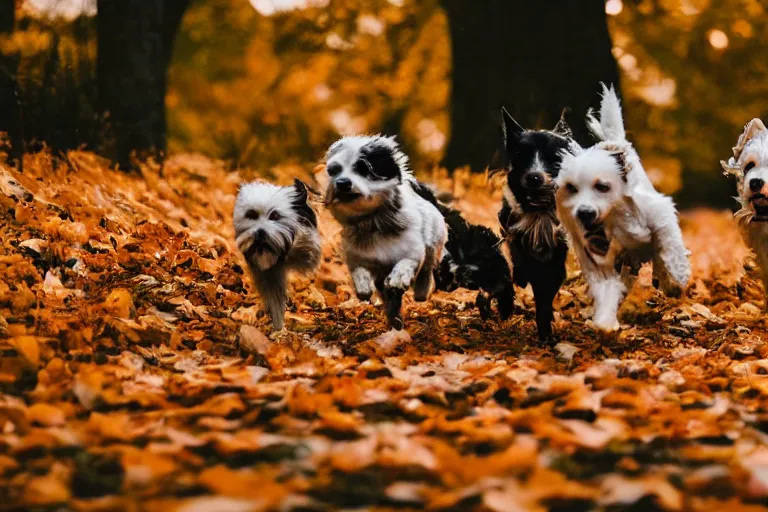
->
556, 84, 691, 333
721, 118, 768, 309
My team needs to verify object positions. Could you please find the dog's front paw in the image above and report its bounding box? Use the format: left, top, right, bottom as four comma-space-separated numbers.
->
590, 316, 621, 334
352, 268, 375, 300
385, 267, 415, 290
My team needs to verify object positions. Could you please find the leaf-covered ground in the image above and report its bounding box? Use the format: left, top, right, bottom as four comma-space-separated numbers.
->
2, 152, 768, 511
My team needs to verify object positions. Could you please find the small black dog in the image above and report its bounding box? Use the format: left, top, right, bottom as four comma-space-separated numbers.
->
493, 108, 571, 341
410, 182, 515, 320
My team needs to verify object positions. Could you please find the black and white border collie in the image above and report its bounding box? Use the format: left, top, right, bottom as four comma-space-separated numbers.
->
493, 108, 572, 341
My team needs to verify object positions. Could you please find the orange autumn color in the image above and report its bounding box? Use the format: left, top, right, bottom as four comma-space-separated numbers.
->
1, 151, 768, 510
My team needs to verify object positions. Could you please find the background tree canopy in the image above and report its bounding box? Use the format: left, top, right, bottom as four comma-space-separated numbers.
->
2, 0, 767, 207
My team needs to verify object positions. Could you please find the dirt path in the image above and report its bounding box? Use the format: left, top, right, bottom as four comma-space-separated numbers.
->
1, 153, 768, 511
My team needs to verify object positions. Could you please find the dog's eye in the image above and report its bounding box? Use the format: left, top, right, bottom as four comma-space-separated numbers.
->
327, 163, 342, 177
745, 162, 757, 172
245, 209, 259, 220
269, 211, 281, 221
565, 183, 578, 194
594, 182, 611, 193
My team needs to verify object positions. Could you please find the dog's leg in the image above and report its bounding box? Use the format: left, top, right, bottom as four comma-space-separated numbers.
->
648, 202, 691, 289
651, 253, 681, 297
493, 282, 516, 320
476, 291, 492, 320
352, 266, 376, 301
589, 273, 626, 333
753, 242, 768, 312
250, 264, 288, 330
413, 247, 436, 302
385, 258, 422, 290
376, 275, 405, 330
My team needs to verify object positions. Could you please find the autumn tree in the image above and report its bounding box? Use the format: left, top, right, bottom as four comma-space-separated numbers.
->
441, 1, 620, 171
97, 0, 189, 170
0, 0, 20, 167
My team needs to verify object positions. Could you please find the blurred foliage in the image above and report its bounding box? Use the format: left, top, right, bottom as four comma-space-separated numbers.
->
609, 0, 768, 207
0, 6, 101, 154
3, 0, 768, 207
167, 0, 449, 173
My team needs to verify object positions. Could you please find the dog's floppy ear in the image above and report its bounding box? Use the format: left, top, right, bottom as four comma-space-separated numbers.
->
553, 108, 572, 138
291, 179, 318, 227
721, 118, 767, 180
361, 141, 402, 181
733, 118, 766, 161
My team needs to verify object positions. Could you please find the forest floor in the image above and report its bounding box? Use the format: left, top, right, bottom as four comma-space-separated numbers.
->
1, 152, 768, 511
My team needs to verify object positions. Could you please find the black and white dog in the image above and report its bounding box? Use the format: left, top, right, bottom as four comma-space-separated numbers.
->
233, 179, 321, 330
493, 108, 572, 341
413, 185, 515, 320
322, 135, 447, 330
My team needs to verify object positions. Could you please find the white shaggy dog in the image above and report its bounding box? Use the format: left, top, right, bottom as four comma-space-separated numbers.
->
321, 135, 447, 330
233, 179, 321, 330
721, 118, 768, 309
556, 84, 691, 333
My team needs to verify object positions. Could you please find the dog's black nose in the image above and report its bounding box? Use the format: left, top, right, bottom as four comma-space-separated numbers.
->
524, 172, 545, 189
750, 178, 764, 192
576, 207, 598, 226
255, 229, 266, 241
335, 177, 352, 193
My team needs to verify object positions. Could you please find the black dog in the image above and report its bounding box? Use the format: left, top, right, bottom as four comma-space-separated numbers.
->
410, 182, 515, 320
494, 108, 571, 341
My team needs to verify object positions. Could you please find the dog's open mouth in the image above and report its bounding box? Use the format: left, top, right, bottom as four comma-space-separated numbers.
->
244, 240, 274, 260
332, 191, 363, 204
524, 192, 555, 212
751, 194, 768, 221
584, 225, 610, 257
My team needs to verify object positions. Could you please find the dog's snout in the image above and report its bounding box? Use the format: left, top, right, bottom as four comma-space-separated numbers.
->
524, 172, 545, 189
256, 229, 266, 241
576, 207, 598, 226
335, 177, 353, 193
750, 178, 765, 193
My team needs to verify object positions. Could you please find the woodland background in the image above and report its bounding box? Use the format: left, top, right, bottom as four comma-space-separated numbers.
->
5, 2, 768, 509
0, 0, 765, 207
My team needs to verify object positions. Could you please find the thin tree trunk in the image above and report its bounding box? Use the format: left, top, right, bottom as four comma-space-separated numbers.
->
0, 0, 21, 168
441, 0, 620, 172
97, 0, 188, 171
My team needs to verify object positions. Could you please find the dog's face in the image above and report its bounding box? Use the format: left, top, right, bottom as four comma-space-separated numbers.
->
496, 108, 571, 212
323, 135, 407, 217
723, 120, 768, 221
233, 179, 315, 270
557, 147, 626, 245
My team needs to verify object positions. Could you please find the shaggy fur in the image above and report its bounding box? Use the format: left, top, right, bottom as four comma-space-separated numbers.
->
323, 135, 447, 330
233, 179, 321, 330
721, 118, 768, 310
494, 107, 571, 341
557, 84, 691, 333
410, 182, 514, 320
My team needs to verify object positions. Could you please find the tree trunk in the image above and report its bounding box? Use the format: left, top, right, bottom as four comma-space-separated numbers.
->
0, 0, 21, 168
97, 0, 188, 171
441, 0, 620, 172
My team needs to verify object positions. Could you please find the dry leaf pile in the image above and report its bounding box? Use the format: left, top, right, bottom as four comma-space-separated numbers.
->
2, 152, 768, 511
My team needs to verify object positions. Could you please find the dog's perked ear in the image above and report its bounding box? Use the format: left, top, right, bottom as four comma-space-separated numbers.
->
292, 179, 318, 227
359, 142, 402, 182
500, 107, 524, 145
553, 108, 572, 139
